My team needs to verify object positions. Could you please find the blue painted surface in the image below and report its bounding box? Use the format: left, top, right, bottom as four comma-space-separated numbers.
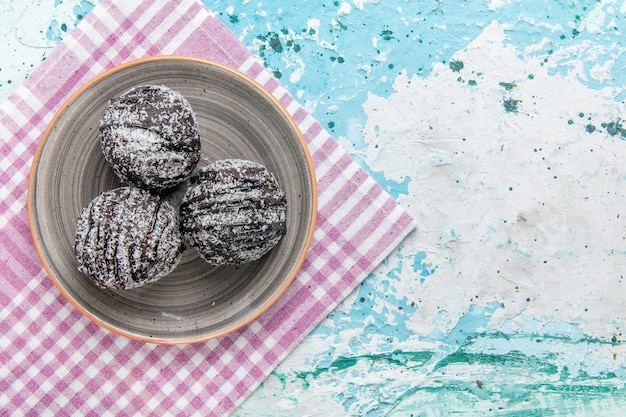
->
211, 2, 626, 415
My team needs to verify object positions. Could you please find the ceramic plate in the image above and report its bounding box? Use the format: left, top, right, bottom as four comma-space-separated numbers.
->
28, 56, 317, 344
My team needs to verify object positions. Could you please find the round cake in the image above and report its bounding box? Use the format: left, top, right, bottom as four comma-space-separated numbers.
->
100, 84, 201, 192
75, 186, 184, 290
180, 159, 287, 266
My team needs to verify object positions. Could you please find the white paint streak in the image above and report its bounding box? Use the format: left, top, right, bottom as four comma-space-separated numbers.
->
289, 65, 304, 83
580, 0, 615, 34
351, 0, 380, 11
337, 2, 351, 16
590, 59, 615, 83
486, 0, 510, 11
306, 18, 320, 41
354, 22, 626, 347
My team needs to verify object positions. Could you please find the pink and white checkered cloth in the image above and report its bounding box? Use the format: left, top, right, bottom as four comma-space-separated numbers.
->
0, 0, 415, 415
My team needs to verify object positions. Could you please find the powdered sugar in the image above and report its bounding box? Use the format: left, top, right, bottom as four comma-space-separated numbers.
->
102, 126, 194, 184
180, 159, 287, 266
75, 187, 184, 290
100, 85, 201, 191
80, 90, 286, 287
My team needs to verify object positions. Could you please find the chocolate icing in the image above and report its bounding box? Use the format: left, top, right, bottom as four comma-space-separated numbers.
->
75, 187, 184, 289
180, 159, 287, 266
100, 85, 201, 192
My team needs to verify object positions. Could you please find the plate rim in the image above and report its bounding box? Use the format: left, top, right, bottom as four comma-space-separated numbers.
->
27, 55, 318, 344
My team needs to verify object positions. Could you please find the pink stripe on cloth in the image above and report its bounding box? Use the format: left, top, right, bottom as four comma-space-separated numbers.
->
0, 0, 416, 416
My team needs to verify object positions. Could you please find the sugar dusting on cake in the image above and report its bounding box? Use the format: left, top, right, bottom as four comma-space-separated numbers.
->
100, 85, 201, 192
180, 159, 287, 266
75, 187, 184, 289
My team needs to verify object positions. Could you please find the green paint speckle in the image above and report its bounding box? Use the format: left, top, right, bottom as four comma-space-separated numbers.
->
272, 69, 282, 79
228, 14, 239, 24
268, 34, 283, 52
328, 121, 335, 129
335, 20, 347, 31
499, 81, 517, 91
294, 350, 435, 387
449, 59, 464, 72
503, 99, 520, 113
468, 79, 477, 86
254, 28, 304, 74
433, 349, 558, 375
585, 124, 596, 133
602, 118, 626, 139
381, 29, 394, 41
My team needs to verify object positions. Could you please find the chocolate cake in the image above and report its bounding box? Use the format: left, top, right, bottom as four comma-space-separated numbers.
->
75, 187, 184, 289
100, 84, 201, 192
180, 159, 287, 266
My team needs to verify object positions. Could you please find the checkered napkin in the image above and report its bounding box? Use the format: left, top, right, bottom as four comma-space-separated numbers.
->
0, 0, 415, 415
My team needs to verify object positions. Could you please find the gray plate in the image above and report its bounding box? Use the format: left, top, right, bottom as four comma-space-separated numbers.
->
29, 56, 317, 344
